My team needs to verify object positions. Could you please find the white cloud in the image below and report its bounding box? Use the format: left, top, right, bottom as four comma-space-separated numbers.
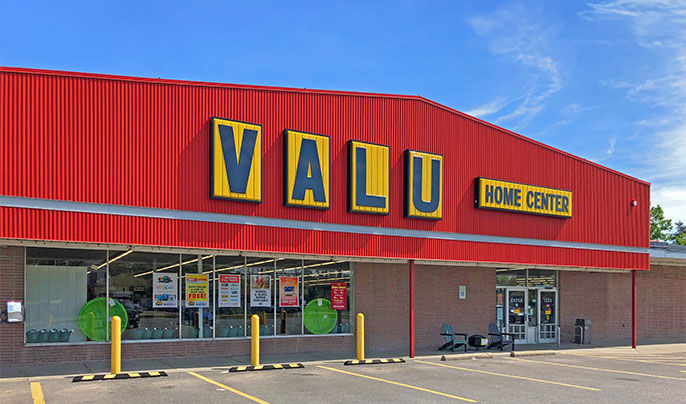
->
463, 97, 510, 118
468, 5, 562, 130
583, 0, 686, 222
606, 135, 617, 157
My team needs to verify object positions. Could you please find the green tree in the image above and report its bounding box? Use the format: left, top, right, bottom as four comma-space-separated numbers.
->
670, 220, 686, 246
650, 205, 672, 241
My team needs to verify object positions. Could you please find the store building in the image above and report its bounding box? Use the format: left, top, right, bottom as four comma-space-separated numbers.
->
0, 67, 682, 367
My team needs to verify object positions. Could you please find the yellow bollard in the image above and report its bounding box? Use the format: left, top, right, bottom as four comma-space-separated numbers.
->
111, 316, 121, 375
356, 313, 365, 361
251, 314, 259, 366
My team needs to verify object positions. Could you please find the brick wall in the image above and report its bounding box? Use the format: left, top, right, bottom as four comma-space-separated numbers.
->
559, 265, 686, 344
352, 262, 494, 354
636, 265, 686, 340
0, 246, 24, 367
414, 265, 494, 351
352, 262, 409, 354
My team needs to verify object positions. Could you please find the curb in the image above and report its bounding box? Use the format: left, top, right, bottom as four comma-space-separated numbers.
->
441, 351, 556, 361
510, 350, 556, 357
228, 363, 304, 372
344, 358, 405, 366
72, 371, 167, 382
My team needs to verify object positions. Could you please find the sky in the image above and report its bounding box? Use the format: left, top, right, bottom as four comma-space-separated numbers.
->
1, 0, 684, 223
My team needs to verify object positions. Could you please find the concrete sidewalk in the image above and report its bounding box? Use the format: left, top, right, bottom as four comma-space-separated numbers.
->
2, 341, 684, 381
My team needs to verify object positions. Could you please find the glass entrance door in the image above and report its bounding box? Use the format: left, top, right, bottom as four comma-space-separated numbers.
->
538, 289, 557, 343
505, 288, 527, 343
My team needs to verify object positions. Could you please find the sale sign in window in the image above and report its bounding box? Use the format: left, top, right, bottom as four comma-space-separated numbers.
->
185, 274, 209, 307
279, 276, 299, 307
331, 282, 347, 310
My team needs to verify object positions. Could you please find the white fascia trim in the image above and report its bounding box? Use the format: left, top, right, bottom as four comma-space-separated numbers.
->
0, 195, 649, 255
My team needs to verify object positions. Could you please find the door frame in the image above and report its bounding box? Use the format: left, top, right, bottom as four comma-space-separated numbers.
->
504, 287, 528, 344
537, 288, 558, 343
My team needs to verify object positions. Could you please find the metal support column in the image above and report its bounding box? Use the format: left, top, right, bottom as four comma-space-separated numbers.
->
631, 271, 636, 349
409, 259, 415, 358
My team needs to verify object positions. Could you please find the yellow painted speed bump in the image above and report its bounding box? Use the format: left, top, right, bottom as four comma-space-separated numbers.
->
344, 358, 405, 366
344, 313, 405, 366
72, 371, 167, 382
227, 315, 305, 372
228, 363, 304, 372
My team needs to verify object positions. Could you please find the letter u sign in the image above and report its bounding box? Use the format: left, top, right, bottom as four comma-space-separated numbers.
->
404, 150, 443, 219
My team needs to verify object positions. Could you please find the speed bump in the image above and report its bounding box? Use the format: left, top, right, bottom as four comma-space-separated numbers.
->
72, 371, 167, 382
344, 358, 405, 366
228, 363, 304, 372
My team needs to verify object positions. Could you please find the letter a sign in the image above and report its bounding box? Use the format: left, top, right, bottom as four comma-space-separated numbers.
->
284, 129, 330, 209
211, 117, 262, 202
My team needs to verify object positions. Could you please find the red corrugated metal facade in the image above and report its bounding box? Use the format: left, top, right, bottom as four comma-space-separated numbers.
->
0, 67, 650, 270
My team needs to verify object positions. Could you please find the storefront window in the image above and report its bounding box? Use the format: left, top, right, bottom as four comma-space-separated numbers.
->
25, 248, 107, 343
276, 259, 303, 336
109, 252, 180, 341
303, 260, 351, 335
25, 248, 354, 343
214, 255, 246, 338
181, 254, 213, 338
246, 257, 277, 336
527, 269, 557, 287
496, 269, 526, 286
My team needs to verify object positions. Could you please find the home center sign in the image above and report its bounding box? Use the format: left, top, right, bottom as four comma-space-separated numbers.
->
210, 117, 570, 220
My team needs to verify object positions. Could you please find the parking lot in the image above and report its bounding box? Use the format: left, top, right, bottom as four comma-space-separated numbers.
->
4, 348, 685, 403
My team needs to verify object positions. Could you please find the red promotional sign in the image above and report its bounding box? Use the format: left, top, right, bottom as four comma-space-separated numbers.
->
279, 276, 299, 307
331, 282, 347, 310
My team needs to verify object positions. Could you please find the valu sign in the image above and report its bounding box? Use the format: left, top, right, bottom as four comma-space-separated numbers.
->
210, 117, 567, 220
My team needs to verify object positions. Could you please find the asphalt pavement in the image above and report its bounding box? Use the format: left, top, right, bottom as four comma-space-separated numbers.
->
3, 343, 685, 403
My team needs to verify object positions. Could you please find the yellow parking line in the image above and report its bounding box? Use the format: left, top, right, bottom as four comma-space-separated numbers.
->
562, 352, 686, 367
513, 358, 686, 381
30, 382, 45, 404
317, 365, 476, 402
417, 360, 600, 391
188, 371, 269, 404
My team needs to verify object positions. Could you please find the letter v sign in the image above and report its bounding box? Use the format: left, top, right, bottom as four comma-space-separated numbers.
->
211, 118, 262, 202
219, 124, 257, 193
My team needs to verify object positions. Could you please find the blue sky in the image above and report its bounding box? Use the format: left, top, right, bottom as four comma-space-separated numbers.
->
1, 0, 684, 222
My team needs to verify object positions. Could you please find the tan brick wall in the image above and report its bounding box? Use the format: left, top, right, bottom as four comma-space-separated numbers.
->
414, 265, 495, 351
0, 246, 24, 367
559, 266, 686, 343
352, 262, 409, 354
352, 262, 495, 354
637, 265, 686, 340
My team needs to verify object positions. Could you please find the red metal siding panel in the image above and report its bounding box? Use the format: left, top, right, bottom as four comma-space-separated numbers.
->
0, 68, 650, 269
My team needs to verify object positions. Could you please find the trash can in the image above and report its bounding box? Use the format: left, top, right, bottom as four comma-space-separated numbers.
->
468, 334, 489, 351
574, 318, 591, 344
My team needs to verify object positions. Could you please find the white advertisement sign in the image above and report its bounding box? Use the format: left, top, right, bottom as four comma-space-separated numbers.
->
153, 273, 178, 308
250, 275, 271, 307
219, 274, 241, 308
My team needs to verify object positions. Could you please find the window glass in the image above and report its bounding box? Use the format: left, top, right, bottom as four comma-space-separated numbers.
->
496, 269, 526, 286
303, 260, 351, 335
246, 257, 277, 336
25, 248, 107, 343
527, 269, 557, 287
214, 255, 246, 338
181, 254, 213, 338
275, 259, 303, 336
109, 252, 180, 340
